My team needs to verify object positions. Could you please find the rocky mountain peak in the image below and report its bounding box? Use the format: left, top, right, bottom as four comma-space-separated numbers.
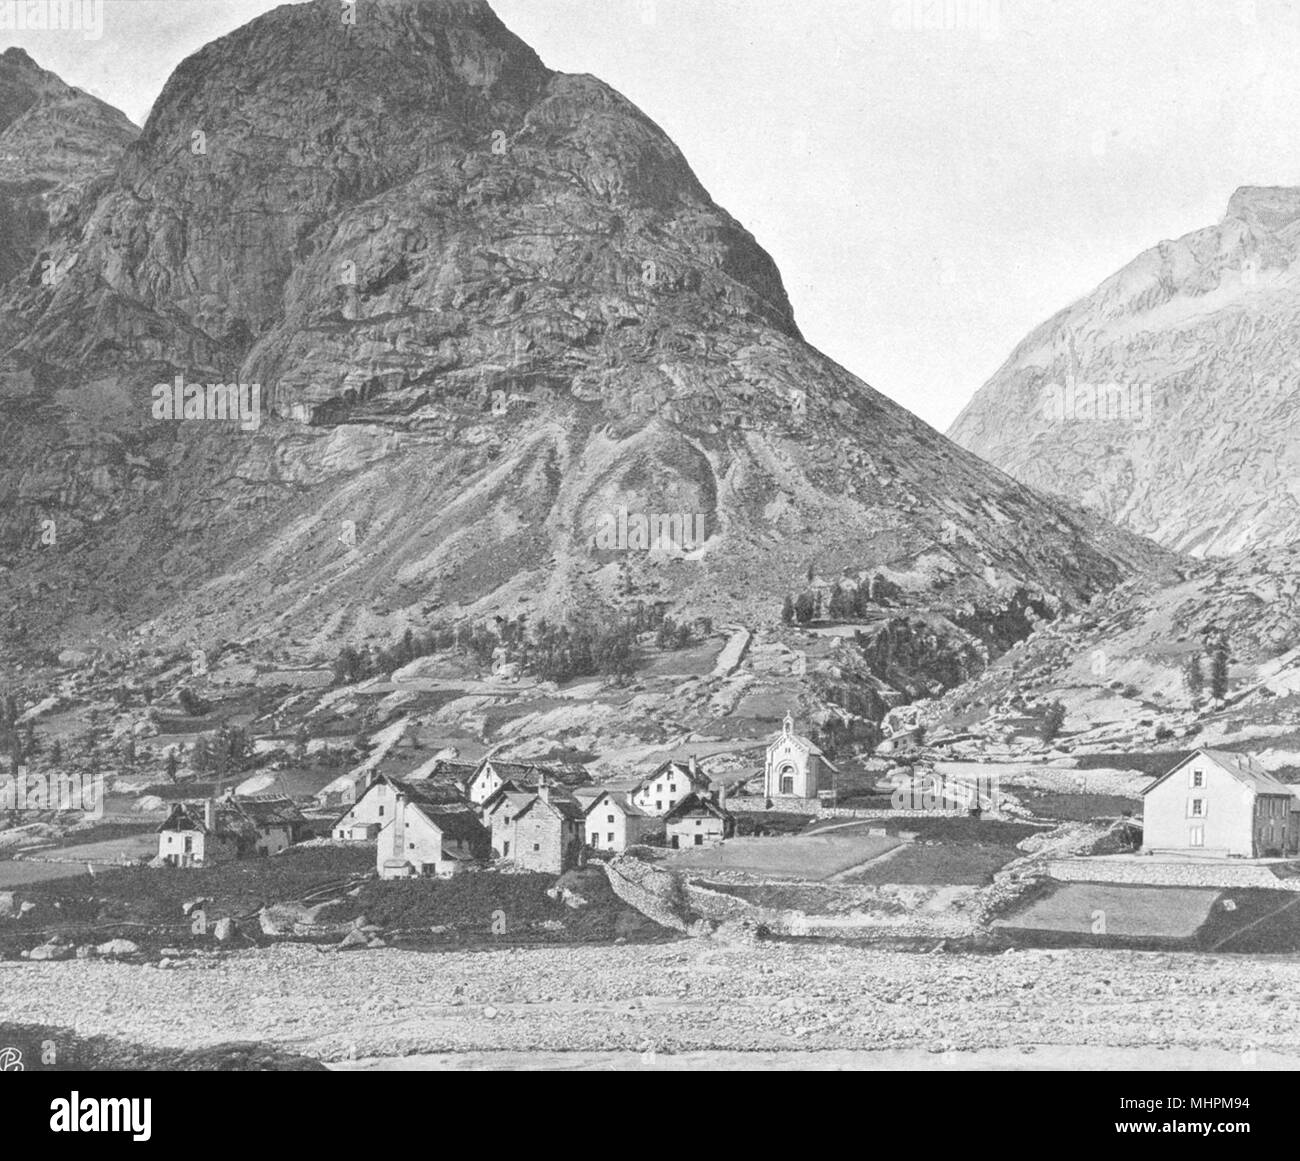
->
1224, 185, 1300, 234
0, 0, 1167, 658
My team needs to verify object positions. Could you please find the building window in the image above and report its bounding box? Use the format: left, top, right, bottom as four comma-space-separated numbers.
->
780, 775, 794, 795
1192, 770, 1203, 788
696, 819, 702, 826
1189, 825, 1204, 847
533, 843, 540, 852
607, 833, 614, 843
670, 784, 677, 792
607, 815, 615, 823
378, 805, 384, 816
1190, 799, 1204, 817
656, 801, 662, 810
590, 835, 598, 847
694, 834, 704, 846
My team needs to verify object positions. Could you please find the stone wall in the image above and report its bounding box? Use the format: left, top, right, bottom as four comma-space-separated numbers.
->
1048, 857, 1300, 890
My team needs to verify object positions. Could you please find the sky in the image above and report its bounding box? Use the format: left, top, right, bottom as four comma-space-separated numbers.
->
4, 0, 1300, 430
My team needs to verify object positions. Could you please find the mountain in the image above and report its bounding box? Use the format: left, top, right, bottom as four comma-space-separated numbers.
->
0, 0, 1169, 671
949, 186, 1300, 558
0, 47, 138, 285
920, 546, 1300, 777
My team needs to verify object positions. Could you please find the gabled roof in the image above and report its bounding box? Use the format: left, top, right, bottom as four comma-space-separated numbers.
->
477, 758, 591, 789
333, 773, 463, 827
157, 795, 301, 839
766, 720, 839, 771
409, 758, 479, 785
583, 790, 649, 819
664, 792, 733, 824
406, 799, 491, 845
1144, 749, 1294, 797
233, 794, 305, 827
514, 791, 585, 823
634, 760, 709, 794
483, 789, 534, 817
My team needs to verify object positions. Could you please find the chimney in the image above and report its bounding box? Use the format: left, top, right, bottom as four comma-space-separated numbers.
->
717, 781, 728, 809
204, 797, 216, 832
537, 772, 550, 804
688, 754, 698, 778
392, 791, 406, 859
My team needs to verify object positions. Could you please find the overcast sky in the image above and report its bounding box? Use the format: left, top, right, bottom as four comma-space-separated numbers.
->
5, 0, 1300, 429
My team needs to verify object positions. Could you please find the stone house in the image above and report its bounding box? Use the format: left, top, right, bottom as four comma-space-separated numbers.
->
1142, 749, 1300, 858
584, 791, 660, 852
156, 794, 305, 868
506, 782, 585, 872
483, 788, 536, 859
629, 756, 709, 817
664, 790, 734, 850
764, 713, 836, 800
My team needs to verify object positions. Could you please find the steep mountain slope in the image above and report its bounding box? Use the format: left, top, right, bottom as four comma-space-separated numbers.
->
0, 0, 1169, 667
949, 186, 1300, 558
0, 47, 138, 285
920, 548, 1300, 770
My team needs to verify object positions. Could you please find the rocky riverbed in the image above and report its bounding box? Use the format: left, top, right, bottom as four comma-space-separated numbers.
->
1, 938, 1297, 1066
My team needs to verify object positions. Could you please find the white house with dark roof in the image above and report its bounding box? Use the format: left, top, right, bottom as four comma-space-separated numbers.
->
764, 713, 836, 800
664, 789, 734, 849
333, 772, 464, 841
629, 756, 709, 816
1142, 749, 1300, 858
157, 794, 305, 867
374, 779, 491, 879
584, 791, 661, 852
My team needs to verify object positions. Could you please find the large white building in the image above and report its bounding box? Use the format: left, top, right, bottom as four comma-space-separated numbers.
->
763, 713, 836, 800
1142, 749, 1300, 858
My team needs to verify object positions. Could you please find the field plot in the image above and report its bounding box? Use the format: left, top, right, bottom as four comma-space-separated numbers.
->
663, 832, 900, 879
996, 883, 1220, 939
0, 861, 96, 887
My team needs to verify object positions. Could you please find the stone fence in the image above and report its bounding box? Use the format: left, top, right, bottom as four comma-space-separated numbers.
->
1048, 857, 1300, 890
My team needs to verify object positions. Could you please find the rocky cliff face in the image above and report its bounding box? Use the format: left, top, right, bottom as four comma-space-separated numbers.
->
0, 47, 138, 286
0, 0, 1168, 661
949, 186, 1300, 558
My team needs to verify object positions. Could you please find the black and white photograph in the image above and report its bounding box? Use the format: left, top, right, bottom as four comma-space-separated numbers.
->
0, 0, 1294, 1103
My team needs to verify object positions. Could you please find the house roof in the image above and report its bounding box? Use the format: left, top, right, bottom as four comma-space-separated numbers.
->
483, 789, 534, 817
664, 792, 733, 824
583, 790, 649, 819
766, 722, 839, 771
407, 800, 491, 844
409, 758, 479, 785
157, 795, 301, 839
634, 760, 709, 794
1144, 749, 1295, 797
515, 791, 585, 823
478, 758, 591, 788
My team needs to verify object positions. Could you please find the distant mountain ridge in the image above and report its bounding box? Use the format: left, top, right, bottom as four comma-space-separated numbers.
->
950, 185, 1300, 558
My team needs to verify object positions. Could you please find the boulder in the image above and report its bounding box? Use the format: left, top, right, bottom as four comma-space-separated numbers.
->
213, 917, 237, 943
337, 929, 368, 951
0, 890, 13, 917
29, 941, 74, 961
96, 938, 139, 957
